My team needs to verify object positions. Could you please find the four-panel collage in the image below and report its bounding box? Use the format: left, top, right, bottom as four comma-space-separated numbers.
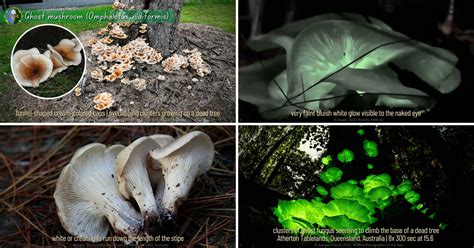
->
0, 0, 473, 247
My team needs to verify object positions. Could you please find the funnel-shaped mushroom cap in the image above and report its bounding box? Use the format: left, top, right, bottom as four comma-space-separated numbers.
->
241, 13, 461, 119
54, 144, 143, 241
149, 131, 214, 219
12, 48, 40, 65
115, 137, 163, 228
48, 38, 83, 66
13, 51, 53, 88
43, 50, 68, 78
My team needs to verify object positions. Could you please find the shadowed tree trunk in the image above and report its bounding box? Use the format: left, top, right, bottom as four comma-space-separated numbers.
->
120, 0, 184, 56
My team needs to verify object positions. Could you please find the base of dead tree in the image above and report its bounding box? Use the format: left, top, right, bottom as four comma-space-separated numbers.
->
6, 23, 235, 123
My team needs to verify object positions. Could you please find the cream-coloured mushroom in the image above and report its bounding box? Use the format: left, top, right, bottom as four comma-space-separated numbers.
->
115, 137, 165, 231
54, 144, 143, 241
12, 49, 53, 88
93, 92, 114, 110
43, 50, 67, 78
75, 87, 81, 96
48, 38, 82, 66
91, 68, 104, 81
149, 131, 214, 220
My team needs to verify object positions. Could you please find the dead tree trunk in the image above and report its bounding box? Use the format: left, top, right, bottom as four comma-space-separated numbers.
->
120, 0, 184, 57
148, 0, 184, 56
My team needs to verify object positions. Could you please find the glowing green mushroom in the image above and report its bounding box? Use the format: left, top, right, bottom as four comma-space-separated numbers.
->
357, 129, 365, 136
404, 191, 421, 204
316, 186, 329, 196
363, 140, 379, 157
321, 155, 333, 166
330, 181, 363, 199
239, 13, 461, 119
320, 167, 343, 184
337, 149, 354, 163
367, 163, 374, 169
395, 180, 413, 195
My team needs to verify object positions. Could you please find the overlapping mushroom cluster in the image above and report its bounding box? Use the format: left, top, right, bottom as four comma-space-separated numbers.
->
12, 38, 83, 88
85, 21, 211, 95
54, 131, 215, 242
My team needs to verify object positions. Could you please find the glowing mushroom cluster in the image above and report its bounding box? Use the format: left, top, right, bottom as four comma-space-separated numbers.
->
12, 38, 83, 88
54, 131, 215, 242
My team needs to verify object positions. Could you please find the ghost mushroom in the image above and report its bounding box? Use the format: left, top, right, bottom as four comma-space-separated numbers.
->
240, 13, 461, 119
43, 49, 68, 78
115, 136, 166, 231
48, 38, 83, 66
54, 144, 143, 241
12, 48, 53, 87
149, 131, 214, 221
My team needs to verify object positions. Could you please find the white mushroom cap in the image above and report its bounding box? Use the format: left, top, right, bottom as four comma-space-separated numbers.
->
148, 134, 175, 208
54, 143, 143, 241
48, 38, 83, 66
149, 131, 214, 220
43, 50, 67, 78
12, 50, 53, 88
12, 48, 40, 65
115, 137, 164, 230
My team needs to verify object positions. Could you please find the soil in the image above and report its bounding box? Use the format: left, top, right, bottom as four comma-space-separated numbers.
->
5, 23, 235, 123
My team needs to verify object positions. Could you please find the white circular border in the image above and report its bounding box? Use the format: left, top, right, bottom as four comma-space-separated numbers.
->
10, 23, 87, 100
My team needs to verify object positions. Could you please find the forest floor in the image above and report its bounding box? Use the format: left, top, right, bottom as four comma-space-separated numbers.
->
0, 126, 236, 247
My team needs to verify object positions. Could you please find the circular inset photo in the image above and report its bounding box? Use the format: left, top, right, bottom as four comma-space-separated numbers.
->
11, 24, 86, 99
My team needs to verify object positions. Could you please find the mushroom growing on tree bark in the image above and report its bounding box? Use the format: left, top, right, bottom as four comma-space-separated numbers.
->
150, 131, 214, 221
118, 0, 184, 57
54, 144, 143, 241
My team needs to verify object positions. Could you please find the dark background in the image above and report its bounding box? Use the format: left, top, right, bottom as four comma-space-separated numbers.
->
239, 0, 474, 122
238, 126, 474, 247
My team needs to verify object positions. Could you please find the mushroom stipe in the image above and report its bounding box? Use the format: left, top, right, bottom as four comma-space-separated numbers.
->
54, 131, 214, 242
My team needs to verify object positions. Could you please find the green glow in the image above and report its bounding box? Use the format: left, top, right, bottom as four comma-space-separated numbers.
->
330, 181, 363, 199
367, 163, 374, 169
415, 204, 424, 210
357, 129, 365, 135
337, 149, 354, 163
428, 213, 436, 219
320, 167, 343, 184
439, 223, 448, 230
404, 191, 421, 204
363, 140, 379, 157
421, 208, 430, 215
316, 186, 329, 196
321, 155, 333, 166
395, 181, 413, 195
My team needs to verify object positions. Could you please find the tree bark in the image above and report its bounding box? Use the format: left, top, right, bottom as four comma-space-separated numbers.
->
121, 0, 184, 57
148, 0, 184, 56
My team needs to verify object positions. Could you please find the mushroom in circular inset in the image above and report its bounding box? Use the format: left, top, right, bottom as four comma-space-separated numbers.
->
43, 50, 67, 78
149, 131, 214, 220
54, 144, 143, 241
115, 136, 165, 231
12, 49, 53, 88
48, 38, 83, 66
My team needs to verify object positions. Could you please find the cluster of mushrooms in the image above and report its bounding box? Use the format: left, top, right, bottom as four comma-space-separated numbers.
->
240, 13, 461, 119
54, 131, 214, 241
12, 38, 83, 88
83, 19, 211, 92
